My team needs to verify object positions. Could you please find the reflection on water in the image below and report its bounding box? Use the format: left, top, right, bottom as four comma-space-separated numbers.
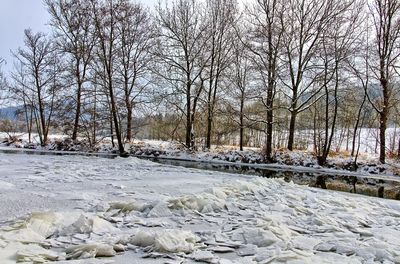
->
145, 157, 400, 200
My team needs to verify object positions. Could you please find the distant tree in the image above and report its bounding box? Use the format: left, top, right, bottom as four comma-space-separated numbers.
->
225, 36, 253, 151
46, 0, 96, 141
366, 0, 400, 164
245, 0, 284, 161
347, 13, 371, 167
9, 61, 35, 143
203, 0, 237, 149
115, 1, 154, 142
12, 30, 62, 146
91, 0, 126, 155
279, 0, 345, 151
315, 0, 361, 165
155, 0, 209, 149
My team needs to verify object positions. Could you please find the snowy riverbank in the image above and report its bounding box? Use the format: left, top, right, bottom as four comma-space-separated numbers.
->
1, 135, 400, 177
1, 152, 400, 263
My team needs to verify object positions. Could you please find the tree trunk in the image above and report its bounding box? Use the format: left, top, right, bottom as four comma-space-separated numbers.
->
265, 107, 273, 161
22, 98, 33, 144
206, 107, 212, 149
186, 81, 192, 149
123, 73, 134, 142
265, 67, 274, 161
351, 99, 365, 157
72, 81, 82, 141
33, 110, 43, 146
264, 10, 277, 161
126, 104, 133, 142
205, 50, 215, 150
92, 85, 97, 146
287, 109, 297, 151
124, 75, 132, 142
28, 108, 33, 144
323, 80, 339, 165
190, 112, 195, 149
318, 84, 330, 166
35, 71, 46, 146
110, 114, 115, 148
39, 102, 47, 145
379, 110, 387, 163
379, 57, 389, 163
239, 96, 244, 151
109, 83, 125, 155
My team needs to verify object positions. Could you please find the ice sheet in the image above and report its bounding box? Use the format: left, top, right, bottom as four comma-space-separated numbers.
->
1, 152, 400, 263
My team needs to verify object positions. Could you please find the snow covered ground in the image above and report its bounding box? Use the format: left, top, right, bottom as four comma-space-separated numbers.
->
1, 152, 400, 263
130, 140, 400, 177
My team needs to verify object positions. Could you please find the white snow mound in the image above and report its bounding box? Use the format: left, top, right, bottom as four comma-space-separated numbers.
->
131, 229, 197, 253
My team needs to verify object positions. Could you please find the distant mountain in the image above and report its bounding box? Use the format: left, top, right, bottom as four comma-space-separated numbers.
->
0, 106, 21, 120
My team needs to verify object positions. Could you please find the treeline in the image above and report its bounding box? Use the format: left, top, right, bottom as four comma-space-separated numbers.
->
0, 0, 400, 164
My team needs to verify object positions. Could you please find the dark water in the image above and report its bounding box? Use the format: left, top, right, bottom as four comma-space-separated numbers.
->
140, 157, 400, 200
142, 157, 296, 178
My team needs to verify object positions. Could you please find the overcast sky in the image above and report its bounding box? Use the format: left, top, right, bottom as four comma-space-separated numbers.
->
0, 0, 157, 72
0, 1, 49, 70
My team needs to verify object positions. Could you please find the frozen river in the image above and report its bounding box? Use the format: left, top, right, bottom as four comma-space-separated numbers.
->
0, 153, 400, 263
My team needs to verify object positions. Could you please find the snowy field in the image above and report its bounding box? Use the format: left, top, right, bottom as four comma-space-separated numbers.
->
0, 153, 400, 263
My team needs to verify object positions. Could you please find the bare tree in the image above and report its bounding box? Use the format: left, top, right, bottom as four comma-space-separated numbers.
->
366, 0, 400, 163
91, 0, 126, 155
315, 0, 361, 165
245, 0, 284, 160
203, 0, 237, 149
224, 34, 253, 151
280, 0, 346, 151
155, 0, 209, 149
9, 62, 35, 143
12, 30, 61, 146
115, 1, 154, 142
347, 17, 371, 167
46, 0, 96, 141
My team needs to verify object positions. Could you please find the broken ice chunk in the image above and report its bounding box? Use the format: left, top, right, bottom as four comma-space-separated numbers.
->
190, 250, 215, 262
66, 243, 116, 259
131, 229, 197, 254
59, 215, 119, 236
232, 227, 279, 247
108, 201, 145, 215
130, 230, 156, 247
209, 246, 235, 253
147, 201, 172, 218
291, 236, 321, 251
154, 230, 196, 253
16, 244, 59, 262
237, 245, 258, 256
